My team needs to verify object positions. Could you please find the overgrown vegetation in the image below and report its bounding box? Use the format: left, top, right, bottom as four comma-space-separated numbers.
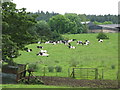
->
55, 66, 62, 72
28, 63, 39, 72
48, 66, 54, 72
97, 32, 109, 39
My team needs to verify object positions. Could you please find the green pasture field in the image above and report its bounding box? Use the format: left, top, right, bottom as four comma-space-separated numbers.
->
13, 33, 118, 80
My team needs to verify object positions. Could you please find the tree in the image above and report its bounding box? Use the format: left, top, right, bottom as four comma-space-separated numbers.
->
48, 15, 71, 34
34, 20, 52, 41
2, 2, 37, 64
65, 13, 85, 33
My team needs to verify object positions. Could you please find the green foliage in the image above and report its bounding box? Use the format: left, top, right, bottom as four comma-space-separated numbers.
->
35, 10, 59, 22
55, 66, 62, 72
55, 60, 59, 63
2, 2, 37, 63
65, 13, 86, 33
48, 66, 54, 72
86, 14, 118, 24
33, 20, 53, 41
48, 15, 71, 34
51, 31, 64, 41
97, 32, 109, 39
70, 59, 79, 67
2, 35, 20, 64
111, 65, 115, 69
48, 14, 87, 34
28, 63, 39, 72
93, 21, 113, 25
78, 14, 89, 22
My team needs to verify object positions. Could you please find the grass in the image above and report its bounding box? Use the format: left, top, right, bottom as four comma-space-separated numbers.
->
13, 33, 118, 80
1, 84, 71, 88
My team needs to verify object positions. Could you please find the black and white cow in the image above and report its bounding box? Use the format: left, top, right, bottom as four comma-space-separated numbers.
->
37, 46, 43, 49
38, 41, 41, 44
77, 41, 83, 45
83, 40, 90, 45
68, 45, 76, 49
40, 50, 47, 53
27, 49, 32, 52
98, 39, 103, 42
37, 52, 49, 57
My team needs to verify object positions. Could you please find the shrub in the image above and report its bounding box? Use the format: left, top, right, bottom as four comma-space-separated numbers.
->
111, 65, 115, 69
55, 66, 62, 72
48, 66, 54, 72
96, 32, 109, 39
55, 60, 59, 63
70, 60, 79, 67
28, 63, 39, 72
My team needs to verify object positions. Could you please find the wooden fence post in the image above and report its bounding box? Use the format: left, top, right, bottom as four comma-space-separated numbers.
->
68, 68, 70, 77
95, 68, 98, 79
43, 67, 46, 76
72, 68, 75, 78
87, 69, 88, 79
102, 69, 104, 79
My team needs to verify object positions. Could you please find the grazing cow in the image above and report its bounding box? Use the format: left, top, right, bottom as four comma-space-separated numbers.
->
40, 50, 47, 53
37, 52, 49, 57
83, 42, 89, 45
62, 40, 70, 45
45, 41, 50, 44
68, 39, 73, 43
83, 40, 90, 45
98, 39, 103, 42
38, 41, 41, 44
37, 46, 43, 49
77, 41, 83, 45
72, 39, 77, 41
27, 49, 32, 52
68, 46, 76, 49
53, 42, 56, 45
85, 40, 90, 44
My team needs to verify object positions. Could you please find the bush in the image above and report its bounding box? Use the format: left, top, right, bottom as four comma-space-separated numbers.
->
111, 65, 115, 69
70, 60, 79, 67
55, 60, 59, 63
48, 66, 54, 72
28, 63, 39, 72
55, 66, 62, 72
97, 32, 109, 39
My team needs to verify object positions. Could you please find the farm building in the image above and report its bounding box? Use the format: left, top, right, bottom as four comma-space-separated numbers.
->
89, 24, 120, 33
81, 21, 120, 33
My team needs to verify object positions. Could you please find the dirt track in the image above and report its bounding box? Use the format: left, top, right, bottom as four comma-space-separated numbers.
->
35, 76, 118, 88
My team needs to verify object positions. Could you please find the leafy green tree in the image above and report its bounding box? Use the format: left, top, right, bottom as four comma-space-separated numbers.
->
65, 13, 85, 33
48, 15, 71, 34
97, 32, 109, 39
34, 20, 52, 41
78, 14, 88, 22
2, 2, 37, 64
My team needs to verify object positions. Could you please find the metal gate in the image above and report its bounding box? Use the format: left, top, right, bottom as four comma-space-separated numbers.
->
70, 68, 98, 79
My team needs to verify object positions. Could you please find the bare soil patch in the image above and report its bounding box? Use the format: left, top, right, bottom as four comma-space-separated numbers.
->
34, 76, 118, 88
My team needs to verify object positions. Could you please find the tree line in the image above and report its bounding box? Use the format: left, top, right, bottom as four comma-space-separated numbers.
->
86, 14, 118, 24
32, 11, 118, 24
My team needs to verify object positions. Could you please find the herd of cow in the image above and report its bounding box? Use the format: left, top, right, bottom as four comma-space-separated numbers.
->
25, 39, 103, 57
